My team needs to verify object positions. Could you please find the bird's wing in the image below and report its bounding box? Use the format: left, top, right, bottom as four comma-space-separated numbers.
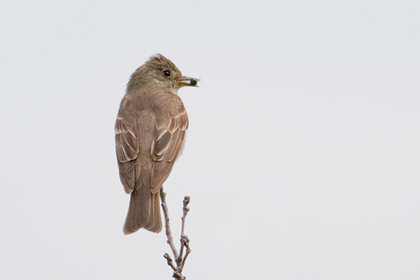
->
115, 118, 140, 193
149, 105, 189, 193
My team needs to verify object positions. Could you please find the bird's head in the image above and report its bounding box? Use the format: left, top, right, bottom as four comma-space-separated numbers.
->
127, 54, 199, 94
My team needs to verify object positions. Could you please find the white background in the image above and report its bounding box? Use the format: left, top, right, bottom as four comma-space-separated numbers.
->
1, 0, 419, 279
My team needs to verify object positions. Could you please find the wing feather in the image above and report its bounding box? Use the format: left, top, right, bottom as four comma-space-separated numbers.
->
115, 118, 140, 193
116, 94, 188, 195
150, 110, 188, 191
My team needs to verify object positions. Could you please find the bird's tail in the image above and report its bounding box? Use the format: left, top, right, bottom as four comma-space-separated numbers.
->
123, 186, 162, 234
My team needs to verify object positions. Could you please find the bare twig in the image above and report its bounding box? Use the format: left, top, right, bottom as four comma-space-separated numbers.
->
164, 253, 177, 272
178, 196, 190, 264
160, 189, 192, 280
160, 191, 179, 261
180, 235, 191, 270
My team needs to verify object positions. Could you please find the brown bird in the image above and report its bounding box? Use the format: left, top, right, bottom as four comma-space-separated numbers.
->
115, 54, 198, 234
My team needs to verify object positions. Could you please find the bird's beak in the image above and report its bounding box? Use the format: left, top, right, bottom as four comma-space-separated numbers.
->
176, 76, 200, 87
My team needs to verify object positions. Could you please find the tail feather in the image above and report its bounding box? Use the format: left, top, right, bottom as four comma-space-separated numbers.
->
146, 192, 162, 232
123, 187, 162, 234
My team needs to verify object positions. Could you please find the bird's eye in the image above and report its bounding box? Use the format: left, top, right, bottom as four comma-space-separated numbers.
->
163, 70, 171, 77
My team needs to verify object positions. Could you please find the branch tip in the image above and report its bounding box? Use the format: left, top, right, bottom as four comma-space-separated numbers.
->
161, 190, 192, 279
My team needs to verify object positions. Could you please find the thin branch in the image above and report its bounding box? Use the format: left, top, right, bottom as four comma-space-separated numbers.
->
180, 235, 191, 271
160, 190, 179, 261
160, 190, 192, 280
178, 196, 190, 264
164, 253, 177, 272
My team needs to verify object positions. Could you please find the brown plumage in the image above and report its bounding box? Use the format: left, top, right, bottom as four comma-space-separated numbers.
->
115, 54, 198, 234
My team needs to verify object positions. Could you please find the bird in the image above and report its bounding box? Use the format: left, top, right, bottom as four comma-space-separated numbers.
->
115, 54, 198, 234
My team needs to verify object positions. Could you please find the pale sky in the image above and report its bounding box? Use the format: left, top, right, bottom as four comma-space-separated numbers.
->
1, 0, 420, 279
